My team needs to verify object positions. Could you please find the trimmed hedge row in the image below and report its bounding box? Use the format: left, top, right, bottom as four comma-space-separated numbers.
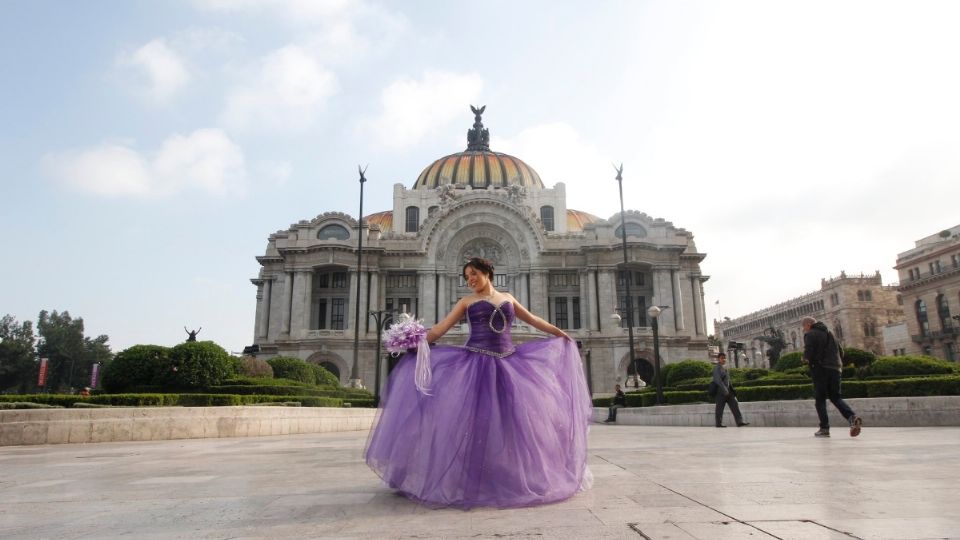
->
0, 393, 348, 408
592, 376, 960, 407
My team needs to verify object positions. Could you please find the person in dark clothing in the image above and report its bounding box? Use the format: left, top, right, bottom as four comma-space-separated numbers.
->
713, 353, 749, 428
603, 384, 627, 423
802, 316, 862, 438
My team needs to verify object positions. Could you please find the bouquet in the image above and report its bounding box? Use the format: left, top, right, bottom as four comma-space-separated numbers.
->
382, 314, 427, 354
382, 314, 432, 395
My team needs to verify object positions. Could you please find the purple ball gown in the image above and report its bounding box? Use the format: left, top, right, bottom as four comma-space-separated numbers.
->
365, 300, 593, 509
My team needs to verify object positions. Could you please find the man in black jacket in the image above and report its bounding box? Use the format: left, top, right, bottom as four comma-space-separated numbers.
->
802, 317, 862, 437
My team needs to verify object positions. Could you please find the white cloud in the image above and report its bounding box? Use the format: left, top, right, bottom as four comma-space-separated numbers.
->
47, 129, 246, 198
361, 71, 484, 149
498, 123, 613, 216
117, 38, 190, 102
221, 45, 338, 133
255, 159, 293, 186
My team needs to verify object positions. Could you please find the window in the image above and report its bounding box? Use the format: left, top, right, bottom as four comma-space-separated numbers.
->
617, 270, 645, 287
834, 322, 843, 341
550, 272, 579, 287
857, 291, 864, 301
315, 270, 349, 330
318, 224, 349, 240
405, 206, 419, 233
916, 299, 930, 336
572, 297, 581, 329
554, 298, 568, 329
952, 254, 960, 268
331, 299, 345, 330
897, 294, 903, 306
830, 293, 839, 306
386, 274, 416, 288
946, 342, 956, 362
862, 322, 877, 337
865, 290, 872, 301
616, 296, 647, 327
540, 206, 555, 232
614, 222, 647, 238
937, 294, 952, 329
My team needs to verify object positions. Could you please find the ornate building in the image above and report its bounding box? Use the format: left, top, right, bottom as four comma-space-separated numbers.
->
895, 224, 960, 361
715, 271, 904, 366
250, 107, 711, 394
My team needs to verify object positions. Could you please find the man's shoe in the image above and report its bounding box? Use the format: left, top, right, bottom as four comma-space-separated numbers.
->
602, 419, 613, 424
814, 428, 830, 438
716, 424, 727, 428
849, 415, 862, 437
736, 422, 750, 427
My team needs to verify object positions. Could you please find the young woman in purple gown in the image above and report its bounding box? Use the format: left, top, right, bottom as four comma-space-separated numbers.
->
365, 257, 593, 509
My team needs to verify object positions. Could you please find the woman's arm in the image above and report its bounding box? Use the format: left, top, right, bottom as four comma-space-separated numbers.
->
508, 294, 571, 340
425, 298, 468, 343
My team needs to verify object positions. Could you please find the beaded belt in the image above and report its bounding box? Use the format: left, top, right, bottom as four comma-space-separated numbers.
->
464, 345, 516, 358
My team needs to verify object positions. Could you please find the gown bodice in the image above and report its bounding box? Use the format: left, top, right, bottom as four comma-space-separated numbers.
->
463, 300, 515, 356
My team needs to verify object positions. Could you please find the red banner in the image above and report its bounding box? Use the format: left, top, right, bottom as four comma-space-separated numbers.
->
38, 357, 49, 387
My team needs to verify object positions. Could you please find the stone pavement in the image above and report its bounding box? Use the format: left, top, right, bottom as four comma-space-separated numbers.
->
2, 424, 959, 539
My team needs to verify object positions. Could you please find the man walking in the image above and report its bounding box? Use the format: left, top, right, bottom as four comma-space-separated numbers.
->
713, 353, 748, 428
802, 316, 862, 438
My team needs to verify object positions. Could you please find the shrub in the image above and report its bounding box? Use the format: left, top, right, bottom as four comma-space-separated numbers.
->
266, 357, 315, 384
101, 345, 170, 393
165, 341, 237, 390
728, 368, 769, 383
842, 347, 876, 368
774, 352, 803, 371
869, 356, 956, 377
177, 393, 243, 406
662, 360, 713, 387
309, 363, 340, 387
0, 402, 63, 409
239, 357, 274, 378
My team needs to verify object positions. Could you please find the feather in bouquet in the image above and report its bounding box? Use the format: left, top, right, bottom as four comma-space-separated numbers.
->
382, 314, 432, 395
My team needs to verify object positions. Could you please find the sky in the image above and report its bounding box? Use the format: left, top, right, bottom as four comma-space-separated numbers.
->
2, 0, 959, 353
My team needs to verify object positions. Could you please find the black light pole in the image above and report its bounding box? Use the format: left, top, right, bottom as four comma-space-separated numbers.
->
648, 305, 669, 405
614, 164, 639, 388
369, 309, 395, 404
350, 165, 368, 388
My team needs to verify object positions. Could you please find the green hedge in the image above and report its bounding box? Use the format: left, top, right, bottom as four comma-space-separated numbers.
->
166, 341, 238, 389
869, 356, 956, 377
102, 344, 171, 393
0, 393, 347, 408
662, 360, 713, 387
592, 376, 960, 407
774, 352, 803, 371
266, 357, 315, 384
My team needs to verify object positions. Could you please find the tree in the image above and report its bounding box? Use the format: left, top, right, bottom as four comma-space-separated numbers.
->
36, 310, 112, 392
0, 315, 36, 392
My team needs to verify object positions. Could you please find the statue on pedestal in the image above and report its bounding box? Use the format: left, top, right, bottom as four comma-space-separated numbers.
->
184, 326, 202, 342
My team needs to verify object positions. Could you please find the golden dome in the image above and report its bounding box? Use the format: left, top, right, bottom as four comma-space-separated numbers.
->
412, 105, 544, 191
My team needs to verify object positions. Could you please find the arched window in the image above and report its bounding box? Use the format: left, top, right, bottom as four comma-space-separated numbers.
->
937, 294, 952, 329
405, 206, 419, 233
833, 322, 843, 341
317, 224, 349, 240
916, 299, 930, 336
540, 206, 555, 231
614, 223, 647, 239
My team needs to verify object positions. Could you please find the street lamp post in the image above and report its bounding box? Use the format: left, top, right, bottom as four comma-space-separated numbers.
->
350, 166, 368, 388
614, 164, 639, 389
369, 309, 395, 404
647, 305, 669, 405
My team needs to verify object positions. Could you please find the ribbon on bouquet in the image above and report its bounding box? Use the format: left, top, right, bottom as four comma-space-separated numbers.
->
414, 334, 432, 396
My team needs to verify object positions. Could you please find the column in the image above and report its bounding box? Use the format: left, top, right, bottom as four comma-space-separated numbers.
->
691, 276, 703, 335
581, 268, 596, 331
597, 269, 617, 335
417, 272, 433, 324
289, 270, 311, 339
652, 268, 675, 334
672, 269, 686, 332
347, 270, 364, 333
258, 278, 273, 339
517, 271, 529, 309
368, 270, 381, 331
436, 273, 448, 323
280, 271, 293, 335
529, 271, 548, 321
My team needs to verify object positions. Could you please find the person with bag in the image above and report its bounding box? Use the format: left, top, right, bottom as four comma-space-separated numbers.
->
801, 316, 862, 438
713, 352, 748, 428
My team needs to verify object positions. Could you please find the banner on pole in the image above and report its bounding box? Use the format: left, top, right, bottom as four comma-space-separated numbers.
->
90, 363, 101, 389
38, 357, 49, 387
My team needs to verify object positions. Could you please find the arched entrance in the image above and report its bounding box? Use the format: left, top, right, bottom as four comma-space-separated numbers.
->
617, 354, 654, 389
305, 352, 347, 386
319, 362, 340, 381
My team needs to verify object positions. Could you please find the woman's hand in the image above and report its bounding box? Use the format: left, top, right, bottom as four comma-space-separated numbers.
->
556, 330, 572, 341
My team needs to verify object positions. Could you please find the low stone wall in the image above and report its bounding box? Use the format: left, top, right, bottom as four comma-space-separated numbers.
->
593, 396, 960, 427
0, 406, 377, 447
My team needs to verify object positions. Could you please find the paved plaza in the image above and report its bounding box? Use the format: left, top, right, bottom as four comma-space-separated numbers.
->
2, 424, 959, 539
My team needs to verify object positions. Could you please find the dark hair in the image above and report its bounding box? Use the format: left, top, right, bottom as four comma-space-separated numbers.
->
462, 257, 495, 280
717, 352, 726, 359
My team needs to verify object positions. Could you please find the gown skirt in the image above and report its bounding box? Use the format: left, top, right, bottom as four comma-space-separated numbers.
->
365, 301, 592, 509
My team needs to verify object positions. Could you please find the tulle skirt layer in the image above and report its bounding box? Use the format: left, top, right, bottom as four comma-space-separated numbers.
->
364, 337, 592, 509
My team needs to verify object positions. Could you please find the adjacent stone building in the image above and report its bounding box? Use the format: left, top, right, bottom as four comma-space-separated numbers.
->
715, 271, 903, 367
895, 224, 960, 361
250, 107, 711, 394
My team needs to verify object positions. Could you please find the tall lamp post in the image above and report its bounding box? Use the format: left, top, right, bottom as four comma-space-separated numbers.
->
350, 165, 368, 388
613, 164, 639, 389
647, 305, 669, 405
369, 309, 395, 404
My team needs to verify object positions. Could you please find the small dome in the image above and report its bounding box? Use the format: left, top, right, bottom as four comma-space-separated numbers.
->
412, 105, 544, 191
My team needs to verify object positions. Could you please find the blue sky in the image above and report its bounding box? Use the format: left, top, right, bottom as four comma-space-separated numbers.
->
2, 1, 959, 353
